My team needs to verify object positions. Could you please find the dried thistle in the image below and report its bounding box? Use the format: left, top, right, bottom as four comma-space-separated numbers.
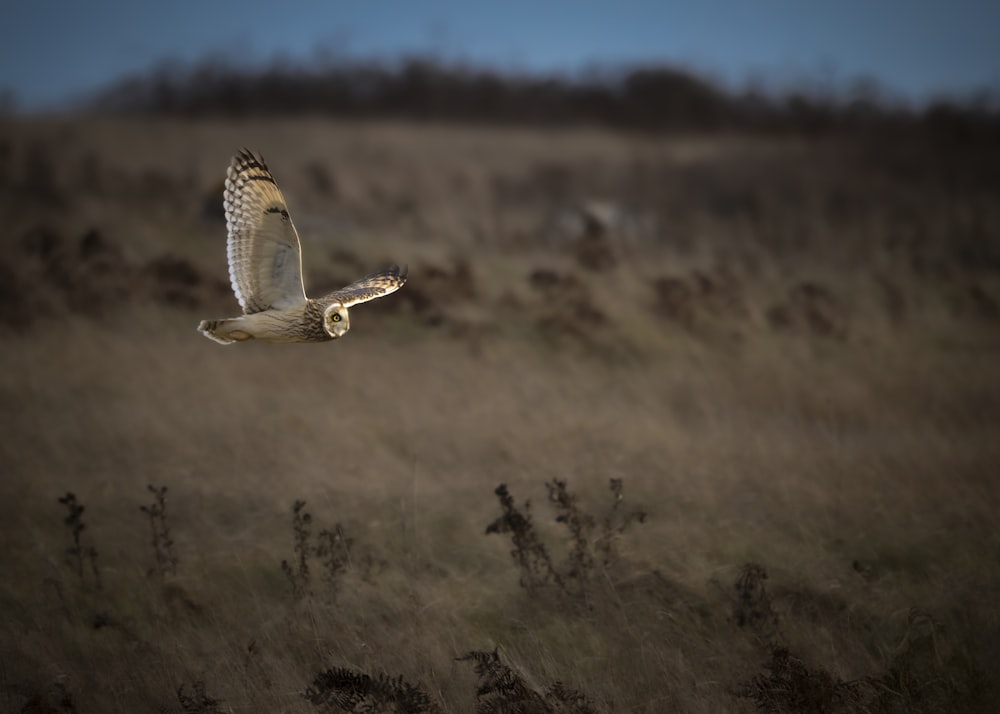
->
732, 563, 780, 643
486, 484, 564, 592
139, 483, 178, 579
56, 492, 101, 589
594, 478, 646, 567
316, 523, 353, 592
280, 499, 313, 598
546, 479, 595, 583
487, 480, 646, 596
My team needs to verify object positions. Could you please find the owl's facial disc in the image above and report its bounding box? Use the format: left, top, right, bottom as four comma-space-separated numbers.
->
323, 304, 350, 338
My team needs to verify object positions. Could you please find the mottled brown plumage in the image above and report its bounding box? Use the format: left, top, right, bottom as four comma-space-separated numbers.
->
198, 149, 406, 344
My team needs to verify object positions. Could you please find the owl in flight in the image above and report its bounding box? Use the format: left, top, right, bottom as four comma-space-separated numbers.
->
198, 149, 407, 344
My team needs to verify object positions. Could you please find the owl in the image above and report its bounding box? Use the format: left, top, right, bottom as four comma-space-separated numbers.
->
198, 149, 407, 344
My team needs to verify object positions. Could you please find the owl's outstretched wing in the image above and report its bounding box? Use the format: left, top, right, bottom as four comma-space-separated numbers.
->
224, 149, 307, 314
325, 265, 408, 308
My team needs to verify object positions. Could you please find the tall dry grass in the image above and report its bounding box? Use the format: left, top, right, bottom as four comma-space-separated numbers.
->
0, 117, 998, 712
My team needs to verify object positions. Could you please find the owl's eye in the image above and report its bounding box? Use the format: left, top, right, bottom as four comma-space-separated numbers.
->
331, 314, 341, 322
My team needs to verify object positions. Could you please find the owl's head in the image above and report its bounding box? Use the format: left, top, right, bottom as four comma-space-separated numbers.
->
323, 303, 350, 338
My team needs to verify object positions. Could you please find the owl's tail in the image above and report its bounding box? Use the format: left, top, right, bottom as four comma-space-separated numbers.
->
198, 319, 240, 345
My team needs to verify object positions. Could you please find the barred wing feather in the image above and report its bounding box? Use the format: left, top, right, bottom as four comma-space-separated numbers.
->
223, 149, 307, 314
325, 265, 409, 308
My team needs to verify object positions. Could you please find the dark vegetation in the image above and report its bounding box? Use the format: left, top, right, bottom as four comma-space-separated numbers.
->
11, 479, 992, 712
304, 667, 439, 713
458, 649, 598, 714
732, 587, 990, 714
90, 56, 1000, 139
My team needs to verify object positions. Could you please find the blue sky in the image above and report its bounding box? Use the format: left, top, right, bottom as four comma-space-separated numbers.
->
2, 0, 999, 110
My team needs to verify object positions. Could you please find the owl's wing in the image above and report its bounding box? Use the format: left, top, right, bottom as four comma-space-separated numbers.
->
324, 265, 408, 308
223, 149, 308, 314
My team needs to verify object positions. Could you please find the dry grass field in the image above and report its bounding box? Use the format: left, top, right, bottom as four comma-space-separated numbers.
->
0, 116, 998, 712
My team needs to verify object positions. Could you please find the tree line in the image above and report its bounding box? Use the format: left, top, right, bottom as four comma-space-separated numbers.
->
90, 55, 1000, 139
